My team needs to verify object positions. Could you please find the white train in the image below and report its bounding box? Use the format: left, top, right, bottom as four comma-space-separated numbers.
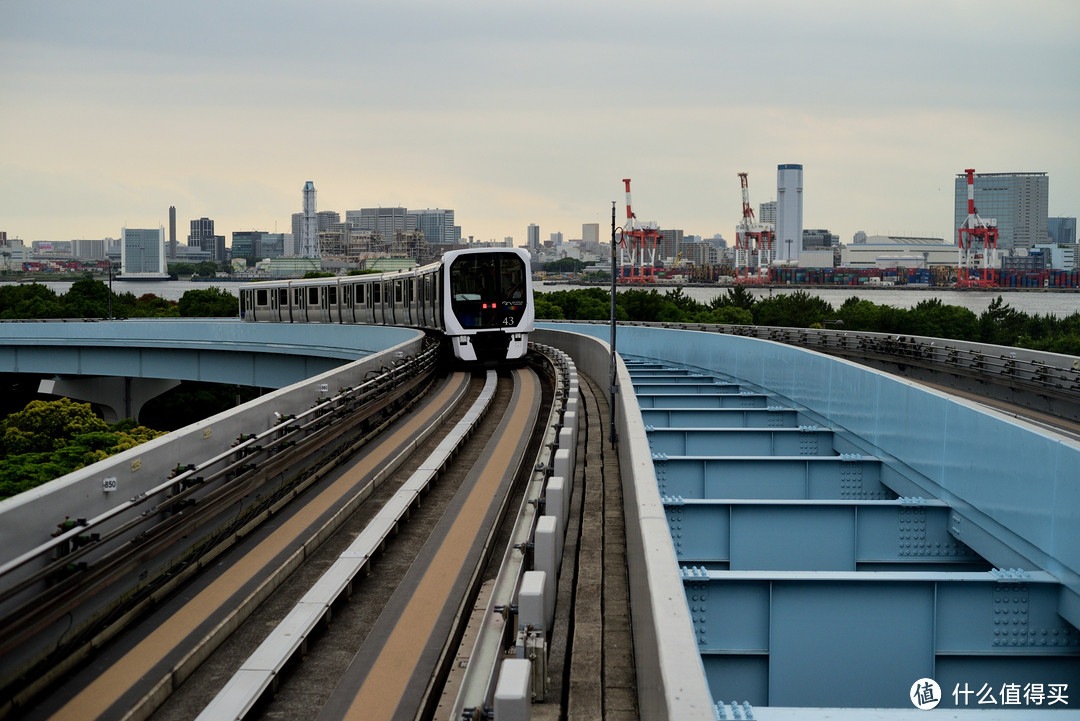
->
239, 247, 534, 363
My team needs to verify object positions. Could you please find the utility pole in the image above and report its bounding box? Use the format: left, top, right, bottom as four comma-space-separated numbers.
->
609, 201, 618, 447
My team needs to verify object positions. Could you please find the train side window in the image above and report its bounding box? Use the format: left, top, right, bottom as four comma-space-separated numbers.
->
395, 281, 403, 304
256, 289, 268, 306
278, 289, 289, 307
342, 286, 351, 306
328, 286, 337, 305
372, 282, 381, 304
358, 284, 366, 305
308, 287, 319, 306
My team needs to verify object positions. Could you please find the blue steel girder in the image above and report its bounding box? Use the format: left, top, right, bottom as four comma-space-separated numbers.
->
640, 407, 800, 428
630, 374, 737, 387
652, 454, 895, 501
636, 393, 770, 409
681, 569, 1080, 708
646, 426, 835, 457
632, 382, 745, 395
663, 497, 981, 570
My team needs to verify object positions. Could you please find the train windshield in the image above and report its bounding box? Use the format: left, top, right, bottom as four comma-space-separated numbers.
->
449, 252, 527, 329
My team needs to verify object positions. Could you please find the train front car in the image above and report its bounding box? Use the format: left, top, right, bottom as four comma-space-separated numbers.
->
442, 248, 534, 363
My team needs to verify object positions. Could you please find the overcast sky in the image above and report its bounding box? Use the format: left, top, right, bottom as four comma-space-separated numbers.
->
1, 0, 1077, 246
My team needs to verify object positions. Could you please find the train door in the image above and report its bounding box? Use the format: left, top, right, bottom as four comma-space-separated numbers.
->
341, 284, 353, 323
275, 287, 288, 322
293, 286, 306, 322
370, 281, 382, 324
432, 271, 442, 329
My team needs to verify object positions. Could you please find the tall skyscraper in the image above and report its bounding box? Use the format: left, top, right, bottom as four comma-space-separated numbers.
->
527, 224, 540, 253
1047, 217, 1075, 246
189, 217, 224, 260
953, 172, 1048, 254
121, 227, 167, 277
776, 164, 804, 263
300, 181, 319, 257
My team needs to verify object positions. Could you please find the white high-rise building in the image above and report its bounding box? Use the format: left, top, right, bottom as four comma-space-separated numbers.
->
776, 164, 803, 264
121, 227, 168, 278
300, 181, 319, 257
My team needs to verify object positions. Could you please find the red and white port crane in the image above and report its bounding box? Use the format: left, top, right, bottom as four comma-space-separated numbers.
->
734, 172, 774, 283
618, 178, 662, 283
957, 168, 999, 287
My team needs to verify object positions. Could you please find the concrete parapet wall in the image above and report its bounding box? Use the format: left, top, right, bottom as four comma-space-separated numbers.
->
531, 329, 715, 721
538, 322, 1080, 631
0, 330, 424, 576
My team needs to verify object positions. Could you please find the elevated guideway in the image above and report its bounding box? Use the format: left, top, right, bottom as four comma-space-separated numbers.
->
0, 319, 417, 422
536, 322, 1080, 717
2, 317, 1078, 718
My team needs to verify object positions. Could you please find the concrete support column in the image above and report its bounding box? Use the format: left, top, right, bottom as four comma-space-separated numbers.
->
38, 376, 181, 424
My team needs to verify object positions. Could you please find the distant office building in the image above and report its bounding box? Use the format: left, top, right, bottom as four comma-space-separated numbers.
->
189, 218, 225, 261
72, 239, 107, 260
299, 181, 319, 257
853, 231, 868, 244
355, 208, 413, 238
776, 164, 803, 263
232, 231, 285, 259
582, 223, 600, 247
317, 211, 340, 232
121, 227, 167, 278
550, 232, 564, 246
759, 201, 777, 226
683, 241, 719, 265
953, 172, 1048, 254
527, 224, 540, 253
1048, 217, 1077, 246
408, 208, 458, 247
659, 229, 684, 262
1034, 242, 1078, 270
189, 217, 214, 248
803, 229, 838, 250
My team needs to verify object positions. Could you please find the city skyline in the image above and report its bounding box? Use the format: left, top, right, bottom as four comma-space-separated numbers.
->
1, 1, 1077, 246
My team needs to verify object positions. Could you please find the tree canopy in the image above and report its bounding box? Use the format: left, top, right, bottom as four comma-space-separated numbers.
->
534, 287, 1080, 353
0, 399, 166, 500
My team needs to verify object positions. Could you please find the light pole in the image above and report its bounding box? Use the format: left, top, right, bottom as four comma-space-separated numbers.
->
609, 201, 619, 447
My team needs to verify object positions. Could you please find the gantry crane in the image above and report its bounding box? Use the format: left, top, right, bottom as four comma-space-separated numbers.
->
618, 178, 662, 283
957, 168, 999, 287
734, 172, 774, 283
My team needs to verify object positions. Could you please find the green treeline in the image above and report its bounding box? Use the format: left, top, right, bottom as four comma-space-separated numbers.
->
0, 276, 239, 319
536, 287, 1080, 355
0, 398, 166, 500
